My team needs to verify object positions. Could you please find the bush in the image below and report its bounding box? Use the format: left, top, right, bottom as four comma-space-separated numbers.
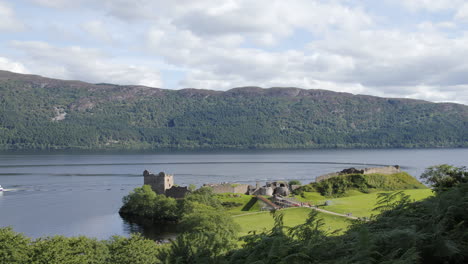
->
119, 185, 179, 221
31, 236, 109, 264
107, 234, 162, 264
0, 227, 31, 264
288, 180, 302, 186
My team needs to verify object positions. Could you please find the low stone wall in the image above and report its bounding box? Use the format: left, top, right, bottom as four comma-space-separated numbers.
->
363, 166, 400, 175
315, 165, 401, 182
203, 183, 250, 194
165, 186, 190, 199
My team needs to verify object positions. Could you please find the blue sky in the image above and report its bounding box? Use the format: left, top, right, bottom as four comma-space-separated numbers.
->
1, 0, 468, 104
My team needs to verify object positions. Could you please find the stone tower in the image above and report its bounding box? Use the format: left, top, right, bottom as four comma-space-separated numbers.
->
143, 170, 174, 195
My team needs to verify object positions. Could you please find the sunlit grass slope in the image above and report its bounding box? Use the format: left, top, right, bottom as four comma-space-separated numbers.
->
323, 188, 433, 217
233, 207, 352, 237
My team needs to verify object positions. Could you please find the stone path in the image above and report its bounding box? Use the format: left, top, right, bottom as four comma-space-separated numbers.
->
311, 207, 359, 220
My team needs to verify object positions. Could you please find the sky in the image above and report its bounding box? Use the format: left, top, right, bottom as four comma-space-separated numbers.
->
1, 0, 468, 105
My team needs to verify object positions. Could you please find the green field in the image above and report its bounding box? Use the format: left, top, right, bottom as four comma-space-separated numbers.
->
217, 193, 262, 215
321, 189, 433, 217
220, 188, 434, 236
233, 207, 352, 236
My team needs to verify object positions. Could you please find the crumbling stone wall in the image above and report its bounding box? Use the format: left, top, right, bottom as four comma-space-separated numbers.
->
203, 183, 251, 194
165, 186, 190, 199
315, 165, 401, 182
251, 186, 273, 196
364, 165, 400, 175
143, 170, 174, 195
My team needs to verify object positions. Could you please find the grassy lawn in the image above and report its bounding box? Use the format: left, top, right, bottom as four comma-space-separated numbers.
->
220, 189, 433, 237
233, 207, 352, 237
321, 189, 433, 218
217, 193, 261, 215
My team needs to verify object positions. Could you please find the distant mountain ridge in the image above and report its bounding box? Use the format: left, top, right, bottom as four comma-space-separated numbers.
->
0, 70, 466, 150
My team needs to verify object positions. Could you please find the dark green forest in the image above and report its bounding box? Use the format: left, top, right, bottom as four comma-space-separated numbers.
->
0, 70, 467, 150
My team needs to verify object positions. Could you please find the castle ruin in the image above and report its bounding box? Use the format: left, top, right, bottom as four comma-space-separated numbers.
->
143, 170, 190, 199
203, 183, 251, 194
315, 165, 401, 182
204, 181, 298, 197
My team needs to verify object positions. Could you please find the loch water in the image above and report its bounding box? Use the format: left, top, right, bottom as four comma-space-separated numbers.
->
0, 148, 466, 240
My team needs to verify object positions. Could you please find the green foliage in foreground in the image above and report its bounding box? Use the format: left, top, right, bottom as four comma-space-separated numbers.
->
165, 203, 240, 263
420, 164, 468, 193
298, 172, 426, 197
0, 230, 161, 264
0, 227, 31, 264
1, 72, 467, 150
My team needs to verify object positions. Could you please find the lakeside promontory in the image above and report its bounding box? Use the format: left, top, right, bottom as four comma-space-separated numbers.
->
1, 70, 467, 150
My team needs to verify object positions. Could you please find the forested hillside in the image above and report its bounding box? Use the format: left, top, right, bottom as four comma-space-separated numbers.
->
0, 70, 467, 150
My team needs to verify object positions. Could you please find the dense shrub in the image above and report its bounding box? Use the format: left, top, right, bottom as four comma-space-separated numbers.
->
119, 185, 179, 221
0, 230, 162, 264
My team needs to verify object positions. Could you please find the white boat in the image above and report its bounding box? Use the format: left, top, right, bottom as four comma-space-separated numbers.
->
0, 185, 3, 191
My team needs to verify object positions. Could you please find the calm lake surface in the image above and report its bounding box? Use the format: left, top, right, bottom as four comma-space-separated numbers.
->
0, 148, 466, 240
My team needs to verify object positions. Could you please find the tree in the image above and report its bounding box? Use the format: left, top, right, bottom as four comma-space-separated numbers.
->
165, 203, 240, 263
372, 191, 411, 214
182, 187, 222, 212
30, 236, 108, 264
106, 234, 162, 264
119, 185, 157, 218
420, 165, 467, 193
119, 185, 178, 221
288, 180, 302, 186
0, 227, 31, 264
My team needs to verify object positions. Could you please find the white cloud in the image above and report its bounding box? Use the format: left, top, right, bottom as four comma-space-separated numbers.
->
0, 57, 29, 74
455, 3, 468, 21
30, 0, 90, 8
146, 18, 468, 104
398, 0, 465, 12
5, 0, 468, 104
369, 84, 468, 104
81, 20, 114, 43
163, 0, 371, 44
0, 1, 25, 31
10, 41, 162, 87
45, 0, 370, 45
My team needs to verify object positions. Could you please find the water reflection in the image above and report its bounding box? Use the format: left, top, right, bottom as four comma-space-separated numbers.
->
121, 214, 178, 241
